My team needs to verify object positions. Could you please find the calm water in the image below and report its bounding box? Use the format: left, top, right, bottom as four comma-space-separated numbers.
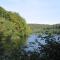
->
23, 34, 60, 53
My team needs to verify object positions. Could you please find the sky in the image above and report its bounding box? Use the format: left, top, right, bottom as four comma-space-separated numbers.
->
0, 0, 60, 24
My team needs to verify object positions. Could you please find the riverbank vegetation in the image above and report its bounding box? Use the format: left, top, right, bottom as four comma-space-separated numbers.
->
29, 24, 60, 34
0, 7, 31, 60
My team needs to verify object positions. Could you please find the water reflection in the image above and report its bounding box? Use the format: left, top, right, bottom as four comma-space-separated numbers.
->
20, 33, 60, 60
23, 34, 60, 53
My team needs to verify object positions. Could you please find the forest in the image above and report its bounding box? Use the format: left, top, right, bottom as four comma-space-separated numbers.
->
29, 24, 60, 34
0, 7, 60, 60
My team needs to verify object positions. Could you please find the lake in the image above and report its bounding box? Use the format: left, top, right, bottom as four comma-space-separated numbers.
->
23, 33, 60, 54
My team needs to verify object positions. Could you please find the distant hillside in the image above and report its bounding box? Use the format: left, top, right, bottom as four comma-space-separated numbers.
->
28, 24, 60, 34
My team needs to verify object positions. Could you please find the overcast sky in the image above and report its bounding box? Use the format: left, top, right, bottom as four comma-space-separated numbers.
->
0, 0, 60, 24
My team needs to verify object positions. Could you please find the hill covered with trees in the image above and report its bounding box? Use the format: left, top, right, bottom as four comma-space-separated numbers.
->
29, 24, 60, 34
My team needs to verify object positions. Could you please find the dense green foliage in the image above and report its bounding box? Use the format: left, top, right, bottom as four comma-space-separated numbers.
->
0, 7, 30, 59
29, 24, 60, 34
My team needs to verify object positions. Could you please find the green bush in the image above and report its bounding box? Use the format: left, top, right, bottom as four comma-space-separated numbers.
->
0, 7, 30, 59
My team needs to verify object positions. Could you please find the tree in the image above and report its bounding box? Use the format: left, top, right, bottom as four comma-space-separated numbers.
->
0, 7, 30, 60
